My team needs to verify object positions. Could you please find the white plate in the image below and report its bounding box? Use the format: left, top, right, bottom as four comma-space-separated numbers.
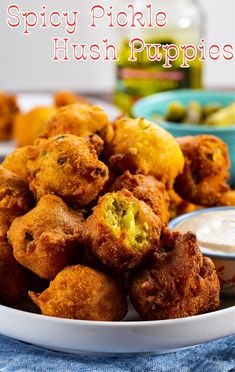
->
0, 93, 121, 159
0, 299, 234, 355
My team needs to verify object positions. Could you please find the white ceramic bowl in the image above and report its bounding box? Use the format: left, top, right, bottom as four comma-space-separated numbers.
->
169, 207, 235, 298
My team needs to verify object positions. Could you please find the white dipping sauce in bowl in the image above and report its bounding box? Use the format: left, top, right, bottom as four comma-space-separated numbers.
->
169, 207, 235, 298
173, 209, 235, 255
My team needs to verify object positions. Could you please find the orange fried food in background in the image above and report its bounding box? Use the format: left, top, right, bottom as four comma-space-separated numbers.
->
0, 93, 19, 141
13, 106, 57, 147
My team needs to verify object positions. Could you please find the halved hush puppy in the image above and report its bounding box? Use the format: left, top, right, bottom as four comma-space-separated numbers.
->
29, 264, 128, 321
110, 171, 170, 225
27, 134, 109, 207
82, 189, 162, 271
8, 195, 82, 280
107, 118, 184, 188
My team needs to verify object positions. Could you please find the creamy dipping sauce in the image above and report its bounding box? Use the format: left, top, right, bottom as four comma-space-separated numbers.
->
173, 209, 235, 254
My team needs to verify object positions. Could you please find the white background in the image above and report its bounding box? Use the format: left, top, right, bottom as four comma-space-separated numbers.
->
1, 0, 235, 93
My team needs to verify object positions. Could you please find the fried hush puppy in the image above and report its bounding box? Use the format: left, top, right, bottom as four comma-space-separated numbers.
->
175, 135, 230, 206
82, 189, 162, 271
168, 189, 201, 220
13, 106, 57, 147
0, 92, 19, 140
29, 264, 127, 321
0, 212, 29, 306
130, 230, 220, 320
54, 91, 92, 107
108, 118, 184, 188
0, 239, 29, 306
217, 189, 235, 206
27, 134, 109, 207
0, 166, 32, 216
42, 103, 109, 139
8, 195, 82, 280
2, 146, 29, 181
110, 171, 170, 225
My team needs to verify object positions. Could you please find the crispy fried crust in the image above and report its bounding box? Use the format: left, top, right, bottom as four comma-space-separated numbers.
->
29, 264, 128, 321
107, 118, 184, 188
130, 230, 220, 320
110, 171, 170, 225
42, 103, 109, 138
8, 195, 82, 280
0, 239, 29, 305
82, 189, 162, 271
0, 166, 32, 216
175, 135, 230, 206
26, 134, 109, 207
217, 189, 235, 206
2, 146, 29, 181
0, 93, 19, 140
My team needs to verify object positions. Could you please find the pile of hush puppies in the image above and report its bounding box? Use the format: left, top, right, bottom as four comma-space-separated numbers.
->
1, 92, 234, 322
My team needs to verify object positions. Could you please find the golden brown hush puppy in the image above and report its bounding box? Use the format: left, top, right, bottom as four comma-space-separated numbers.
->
29, 264, 128, 321
8, 195, 82, 280
13, 107, 57, 147
175, 135, 230, 206
0, 93, 19, 140
82, 189, 162, 271
42, 103, 109, 139
130, 230, 220, 320
0, 166, 32, 216
110, 171, 170, 225
217, 189, 235, 206
2, 146, 29, 181
107, 118, 184, 188
168, 189, 201, 220
27, 134, 109, 207
54, 91, 92, 107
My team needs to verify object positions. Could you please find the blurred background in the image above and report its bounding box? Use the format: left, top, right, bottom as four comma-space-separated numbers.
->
1, 0, 235, 93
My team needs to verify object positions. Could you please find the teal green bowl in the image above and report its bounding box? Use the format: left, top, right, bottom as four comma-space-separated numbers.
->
133, 90, 235, 185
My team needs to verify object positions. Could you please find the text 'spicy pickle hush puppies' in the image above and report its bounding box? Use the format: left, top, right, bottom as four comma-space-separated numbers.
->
107, 117, 185, 188
26, 134, 109, 207
129, 230, 220, 320
29, 264, 128, 321
110, 171, 170, 225
8, 195, 83, 280
175, 135, 231, 206
82, 189, 162, 271
41, 103, 109, 139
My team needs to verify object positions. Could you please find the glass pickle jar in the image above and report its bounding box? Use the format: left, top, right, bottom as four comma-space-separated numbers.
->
114, 0, 203, 114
